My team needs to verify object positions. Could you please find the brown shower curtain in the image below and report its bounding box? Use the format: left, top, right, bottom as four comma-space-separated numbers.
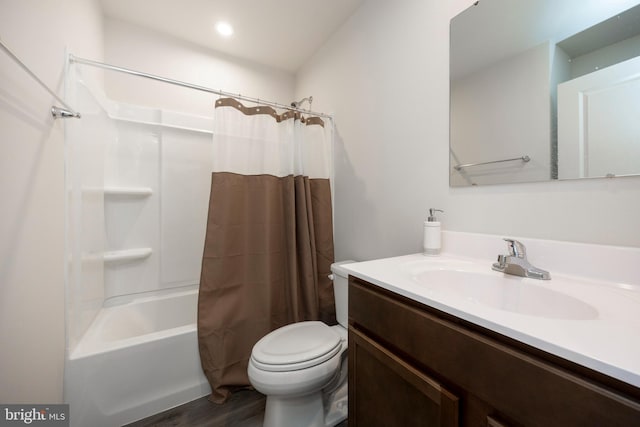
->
198, 99, 335, 403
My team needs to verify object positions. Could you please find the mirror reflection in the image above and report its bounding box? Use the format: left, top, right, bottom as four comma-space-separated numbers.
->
450, 0, 640, 186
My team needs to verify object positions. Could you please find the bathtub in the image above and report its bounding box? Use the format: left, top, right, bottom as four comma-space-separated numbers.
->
64, 287, 211, 427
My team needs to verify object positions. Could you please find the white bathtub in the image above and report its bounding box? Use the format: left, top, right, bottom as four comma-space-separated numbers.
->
64, 287, 211, 427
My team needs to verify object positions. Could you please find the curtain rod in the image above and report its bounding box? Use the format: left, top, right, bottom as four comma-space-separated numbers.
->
69, 55, 333, 120
0, 37, 81, 119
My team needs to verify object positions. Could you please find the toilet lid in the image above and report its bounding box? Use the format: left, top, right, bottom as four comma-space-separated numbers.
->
251, 321, 342, 372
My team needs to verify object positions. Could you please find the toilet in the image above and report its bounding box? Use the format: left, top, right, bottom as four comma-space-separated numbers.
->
248, 261, 354, 427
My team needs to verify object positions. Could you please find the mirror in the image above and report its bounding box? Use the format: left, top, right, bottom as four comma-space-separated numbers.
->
450, 0, 640, 186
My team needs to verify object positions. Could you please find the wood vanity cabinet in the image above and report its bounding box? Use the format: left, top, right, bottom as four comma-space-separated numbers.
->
348, 276, 640, 427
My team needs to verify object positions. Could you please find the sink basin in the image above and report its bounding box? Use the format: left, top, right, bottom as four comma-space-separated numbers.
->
413, 269, 599, 320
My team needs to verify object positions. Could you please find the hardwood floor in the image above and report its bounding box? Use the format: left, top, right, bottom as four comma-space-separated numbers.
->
125, 390, 348, 427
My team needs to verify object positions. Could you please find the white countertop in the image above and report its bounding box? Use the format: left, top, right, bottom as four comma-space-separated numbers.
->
341, 232, 640, 388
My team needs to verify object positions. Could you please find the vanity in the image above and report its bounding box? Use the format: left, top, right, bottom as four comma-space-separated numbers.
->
343, 232, 640, 426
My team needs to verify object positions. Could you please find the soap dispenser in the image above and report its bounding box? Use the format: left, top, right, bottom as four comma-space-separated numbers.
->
423, 208, 444, 256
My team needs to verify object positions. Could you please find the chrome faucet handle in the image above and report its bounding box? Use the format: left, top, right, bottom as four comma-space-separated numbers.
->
494, 238, 550, 280
503, 238, 526, 259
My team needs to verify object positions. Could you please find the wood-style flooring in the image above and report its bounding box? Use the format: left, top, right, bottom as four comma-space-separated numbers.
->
125, 390, 348, 427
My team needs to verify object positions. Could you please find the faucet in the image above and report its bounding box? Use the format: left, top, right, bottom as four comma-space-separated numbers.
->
492, 238, 551, 280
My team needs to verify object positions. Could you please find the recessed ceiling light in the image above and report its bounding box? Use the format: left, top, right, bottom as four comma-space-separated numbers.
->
215, 21, 234, 38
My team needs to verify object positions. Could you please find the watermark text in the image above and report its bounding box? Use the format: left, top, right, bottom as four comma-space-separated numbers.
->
1, 405, 68, 426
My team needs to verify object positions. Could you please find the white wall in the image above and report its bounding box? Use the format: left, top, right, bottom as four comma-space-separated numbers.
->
569, 33, 640, 79
450, 42, 551, 186
295, 0, 640, 263
103, 18, 295, 117
0, 0, 104, 403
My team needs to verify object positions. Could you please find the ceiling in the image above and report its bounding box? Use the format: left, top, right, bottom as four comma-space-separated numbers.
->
99, 0, 365, 72
557, 2, 640, 58
451, 0, 640, 81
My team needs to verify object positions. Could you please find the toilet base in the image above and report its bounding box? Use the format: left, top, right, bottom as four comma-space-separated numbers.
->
261, 380, 348, 427
324, 379, 348, 427
263, 391, 324, 427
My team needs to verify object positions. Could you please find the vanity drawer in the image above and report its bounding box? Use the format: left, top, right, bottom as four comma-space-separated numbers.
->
349, 276, 640, 427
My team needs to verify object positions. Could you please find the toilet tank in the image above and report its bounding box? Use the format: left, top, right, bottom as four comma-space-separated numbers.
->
331, 261, 356, 329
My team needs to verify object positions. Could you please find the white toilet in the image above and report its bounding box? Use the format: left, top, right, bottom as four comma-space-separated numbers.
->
248, 261, 354, 427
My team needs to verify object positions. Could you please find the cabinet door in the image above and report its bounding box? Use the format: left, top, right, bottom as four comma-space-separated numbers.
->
349, 328, 459, 427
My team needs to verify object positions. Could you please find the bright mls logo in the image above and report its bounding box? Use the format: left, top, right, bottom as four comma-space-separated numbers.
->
0, 405, 69, 426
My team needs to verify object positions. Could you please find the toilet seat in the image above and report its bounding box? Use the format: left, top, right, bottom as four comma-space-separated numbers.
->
251, 321, 341, 372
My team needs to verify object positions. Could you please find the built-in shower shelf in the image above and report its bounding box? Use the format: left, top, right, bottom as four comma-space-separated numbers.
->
103, 248, 152, 264
104, 187, 153, 198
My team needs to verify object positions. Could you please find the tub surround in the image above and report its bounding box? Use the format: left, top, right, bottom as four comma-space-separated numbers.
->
65, 81, 217, 351
343, 231, 640, 388
64, 88, 215, 427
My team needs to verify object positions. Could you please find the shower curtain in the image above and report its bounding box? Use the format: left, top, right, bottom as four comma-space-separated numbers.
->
198, 98, 335, 403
